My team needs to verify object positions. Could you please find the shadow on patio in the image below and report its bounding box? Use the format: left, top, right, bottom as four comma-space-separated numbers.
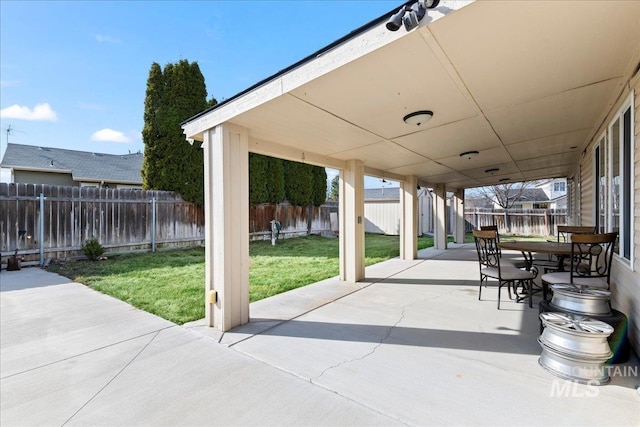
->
184, 242, 639, 425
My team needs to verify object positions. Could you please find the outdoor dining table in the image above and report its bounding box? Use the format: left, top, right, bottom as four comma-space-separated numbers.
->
498, 241, 573, 272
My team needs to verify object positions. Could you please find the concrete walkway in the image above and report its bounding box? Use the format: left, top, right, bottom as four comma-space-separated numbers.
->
1, 244, 638, 426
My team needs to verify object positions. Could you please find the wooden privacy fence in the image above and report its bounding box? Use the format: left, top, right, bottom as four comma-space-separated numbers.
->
0, 183, 337, 265
0, 183, 205, 265
464, 208, 568, 236
249, 201, 337, 241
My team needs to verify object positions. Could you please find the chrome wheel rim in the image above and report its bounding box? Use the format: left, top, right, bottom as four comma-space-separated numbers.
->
550, 285, 611, 316
539, 312, 613, 358
538, 345, 610, 385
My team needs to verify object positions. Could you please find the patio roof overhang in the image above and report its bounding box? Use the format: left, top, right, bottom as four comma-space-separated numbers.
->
183, 0, 640, 190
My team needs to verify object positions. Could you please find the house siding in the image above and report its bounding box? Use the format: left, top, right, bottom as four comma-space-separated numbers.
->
579, 149, 594, 227
573, 75, 640, 355
364, 200, 401, 235
14, 170, 76, 187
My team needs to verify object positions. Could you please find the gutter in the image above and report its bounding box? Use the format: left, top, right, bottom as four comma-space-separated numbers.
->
1, 165, 73, 174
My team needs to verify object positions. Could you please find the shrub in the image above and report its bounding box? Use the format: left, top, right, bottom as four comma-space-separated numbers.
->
82, 238, 105, 261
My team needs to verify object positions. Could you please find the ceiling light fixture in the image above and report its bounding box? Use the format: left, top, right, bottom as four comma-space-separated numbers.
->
386, 0, 440, 32
403, 110, 433, 126
459, 150, 479, 160
485, 168, 499, 174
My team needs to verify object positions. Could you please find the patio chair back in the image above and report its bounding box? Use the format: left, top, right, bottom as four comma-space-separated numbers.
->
472, 229, 536, 309
557, 226, 596, 243
473, 229, 501, 270
480, 225, 501, 254
569, 232, 618, 286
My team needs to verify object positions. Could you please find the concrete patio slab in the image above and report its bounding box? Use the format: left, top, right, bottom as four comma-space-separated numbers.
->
1, 269, 174, 378
1, 244, 638, 426
0, 269, 400, 426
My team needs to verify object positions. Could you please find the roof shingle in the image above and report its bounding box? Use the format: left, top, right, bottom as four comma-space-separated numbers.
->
0, 143, 143, 184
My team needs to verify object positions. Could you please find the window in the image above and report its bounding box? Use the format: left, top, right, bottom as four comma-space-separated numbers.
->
553, 181, 566, 192
610, 102, 633, 261
594, 93, 634, 264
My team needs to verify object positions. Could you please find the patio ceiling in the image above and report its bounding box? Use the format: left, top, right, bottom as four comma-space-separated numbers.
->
186, 1, 640, 190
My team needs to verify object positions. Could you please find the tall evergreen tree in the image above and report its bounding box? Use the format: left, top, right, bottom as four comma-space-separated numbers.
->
265, 156, 285, 203
141, 63, 165, 190
328, 175, 339, 201
142, 60, 212, 205
249, 153, 268, 205
285, 161, 313, 207
311, 166, 327, 206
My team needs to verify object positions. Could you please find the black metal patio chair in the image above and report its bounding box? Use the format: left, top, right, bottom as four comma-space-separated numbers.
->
472, 229, 537, 309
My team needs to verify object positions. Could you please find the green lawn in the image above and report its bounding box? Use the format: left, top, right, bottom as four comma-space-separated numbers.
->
48, 234, 438, 325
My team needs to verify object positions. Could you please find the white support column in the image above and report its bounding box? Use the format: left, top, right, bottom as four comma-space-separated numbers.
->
453, 190, 465, 244
339, 160, 365, 282
203, 124, 249, 331
433, 184, 447, 250
400, 176, 418, 260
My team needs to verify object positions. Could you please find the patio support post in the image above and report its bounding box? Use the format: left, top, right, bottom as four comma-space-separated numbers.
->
203, 124, 250, 331
454, 190, 465, 244
400, 176, 418, 260
433, 184, 447, 250
339, 159, 365, 282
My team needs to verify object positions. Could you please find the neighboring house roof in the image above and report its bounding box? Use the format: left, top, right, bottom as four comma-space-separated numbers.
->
365, 187, 400, 201
0, 143, 143, 184
507, 188, 549, 202
364, 187, 428, 201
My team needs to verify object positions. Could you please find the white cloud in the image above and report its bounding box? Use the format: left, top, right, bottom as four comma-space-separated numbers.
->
95, 34, 122, 44
90, 128, 131, 143
0, 103, 57, 121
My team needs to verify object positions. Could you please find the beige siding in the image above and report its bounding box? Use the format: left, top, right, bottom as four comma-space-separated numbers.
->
576, 76, 640, 355
14, 170, 76, 187
578, 149, 594, 227
364, 201, 401, 235
608, 78, 640, 354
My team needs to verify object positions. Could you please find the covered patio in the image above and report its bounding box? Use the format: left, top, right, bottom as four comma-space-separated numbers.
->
181, 0, 640, 358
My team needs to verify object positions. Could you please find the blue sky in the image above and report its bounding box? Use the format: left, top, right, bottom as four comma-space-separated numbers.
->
0, 0, 402, 187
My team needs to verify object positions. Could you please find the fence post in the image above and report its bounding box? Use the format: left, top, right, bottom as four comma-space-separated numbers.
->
39, 193, 45, 266
504, 210, 509, 234
151, 197, 156, 253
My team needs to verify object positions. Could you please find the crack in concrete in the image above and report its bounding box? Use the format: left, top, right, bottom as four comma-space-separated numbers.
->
1, 326, 175, 380
311, 305, 408, 382
61, 329, 162, 426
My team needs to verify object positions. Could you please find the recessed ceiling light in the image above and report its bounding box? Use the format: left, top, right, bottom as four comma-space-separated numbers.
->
485, 168, 499, 174
459, 150, 479, 159
403, 110, 433, 126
